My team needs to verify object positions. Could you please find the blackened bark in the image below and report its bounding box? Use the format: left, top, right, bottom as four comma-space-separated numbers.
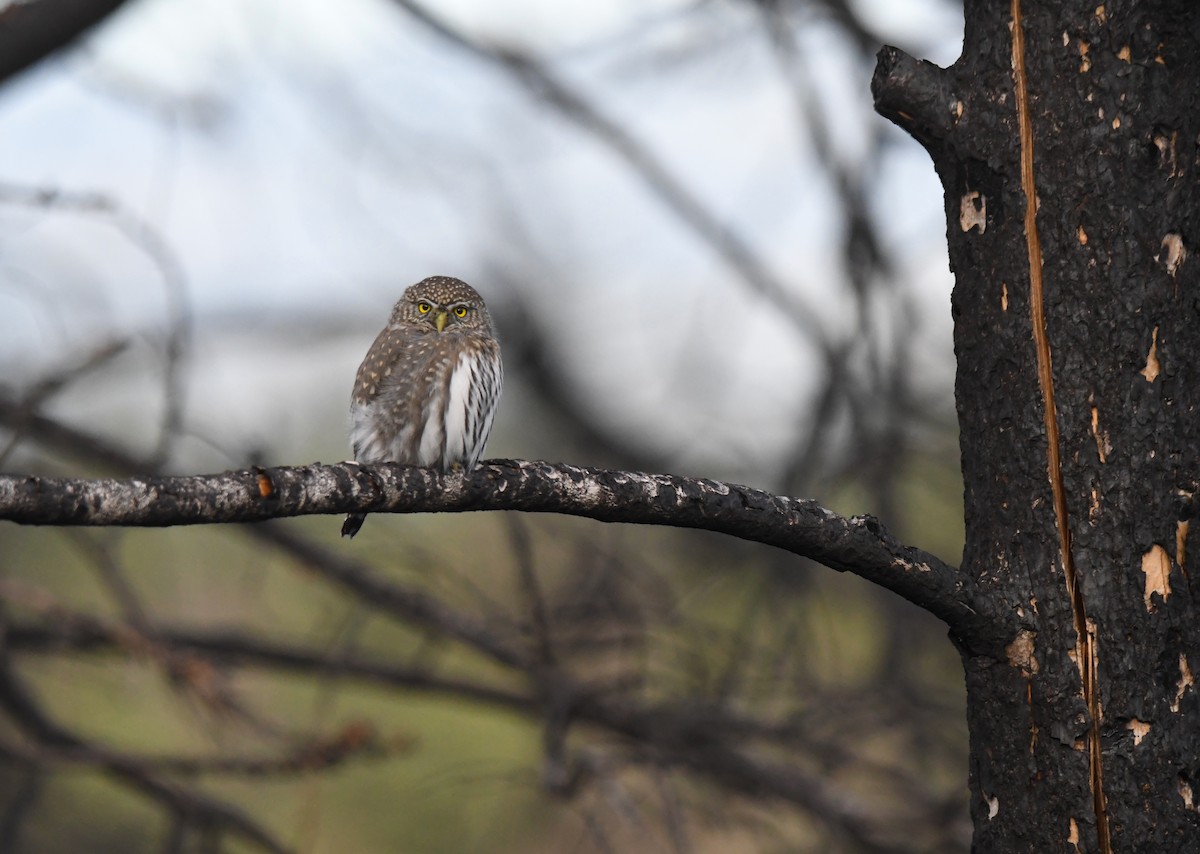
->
875, 1, 1200, 850
0, 460, 988, 640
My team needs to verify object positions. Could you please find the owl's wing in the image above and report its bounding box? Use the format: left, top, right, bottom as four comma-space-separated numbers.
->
352, 324, 409, 406
349, 324, 437, 464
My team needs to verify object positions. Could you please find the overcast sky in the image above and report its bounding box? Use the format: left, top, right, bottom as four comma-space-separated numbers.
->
0, 0, 964, 476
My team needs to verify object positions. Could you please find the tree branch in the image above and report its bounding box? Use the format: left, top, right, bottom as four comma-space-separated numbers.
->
0, 460, 993, 642
387, 0, 833, 352
5, 611, 962, 848
0, 0, 130, 87
871, 46, 958, 158
0, 724, 400, 780
0, 655, 291, 854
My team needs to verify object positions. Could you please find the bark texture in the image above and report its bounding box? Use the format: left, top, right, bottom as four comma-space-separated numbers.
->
0, 460, 985, 638
875, 0, 1199, 850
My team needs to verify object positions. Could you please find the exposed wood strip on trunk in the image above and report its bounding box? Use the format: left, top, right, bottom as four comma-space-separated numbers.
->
1010, 1, 1111, 849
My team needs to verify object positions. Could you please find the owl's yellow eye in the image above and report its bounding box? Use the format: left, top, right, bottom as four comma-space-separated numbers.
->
454, 306, 468, 318
416, 302, 432, 314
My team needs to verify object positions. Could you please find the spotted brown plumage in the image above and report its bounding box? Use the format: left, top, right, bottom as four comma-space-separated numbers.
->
342, 276, 503, 538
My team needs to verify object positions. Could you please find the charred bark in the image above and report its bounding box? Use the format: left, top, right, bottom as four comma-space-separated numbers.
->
0, 459, 987, 641
875, 0, 1200, 850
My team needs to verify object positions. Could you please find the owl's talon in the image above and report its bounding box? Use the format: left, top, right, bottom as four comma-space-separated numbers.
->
350, 463, 385, 495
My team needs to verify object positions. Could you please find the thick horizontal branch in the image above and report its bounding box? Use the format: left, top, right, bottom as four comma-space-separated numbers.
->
0, 460, 992, 641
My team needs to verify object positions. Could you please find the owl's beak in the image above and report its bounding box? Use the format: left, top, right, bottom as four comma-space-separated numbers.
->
434, 311, 449, 332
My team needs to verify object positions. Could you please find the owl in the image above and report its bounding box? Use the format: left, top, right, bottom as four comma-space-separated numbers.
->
342, 276, 503, 538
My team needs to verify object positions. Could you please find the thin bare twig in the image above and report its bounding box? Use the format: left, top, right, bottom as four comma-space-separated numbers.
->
0, 723, 401, 779
387, 0, 834, 354
0, 338, 129, 467
0, 182, 192, 465
507, 516, 556, 667
0, 655, 292, 854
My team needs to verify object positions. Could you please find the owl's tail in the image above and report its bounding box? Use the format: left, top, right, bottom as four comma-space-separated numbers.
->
341, 512, 367, 538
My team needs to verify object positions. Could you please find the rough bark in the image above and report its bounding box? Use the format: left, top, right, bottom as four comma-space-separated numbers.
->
875, 0, 1199, 850
0, 460, 987, 641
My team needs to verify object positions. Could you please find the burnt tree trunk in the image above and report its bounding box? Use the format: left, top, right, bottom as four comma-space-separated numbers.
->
875, 1, 1199, 851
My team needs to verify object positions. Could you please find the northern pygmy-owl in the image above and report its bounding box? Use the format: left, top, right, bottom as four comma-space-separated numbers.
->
342, 276, 503, 538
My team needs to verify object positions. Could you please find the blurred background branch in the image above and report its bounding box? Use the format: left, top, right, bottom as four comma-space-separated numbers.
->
0, 0, 131, 87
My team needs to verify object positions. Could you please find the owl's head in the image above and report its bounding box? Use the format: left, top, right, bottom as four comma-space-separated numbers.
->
393, 276, 495, 334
